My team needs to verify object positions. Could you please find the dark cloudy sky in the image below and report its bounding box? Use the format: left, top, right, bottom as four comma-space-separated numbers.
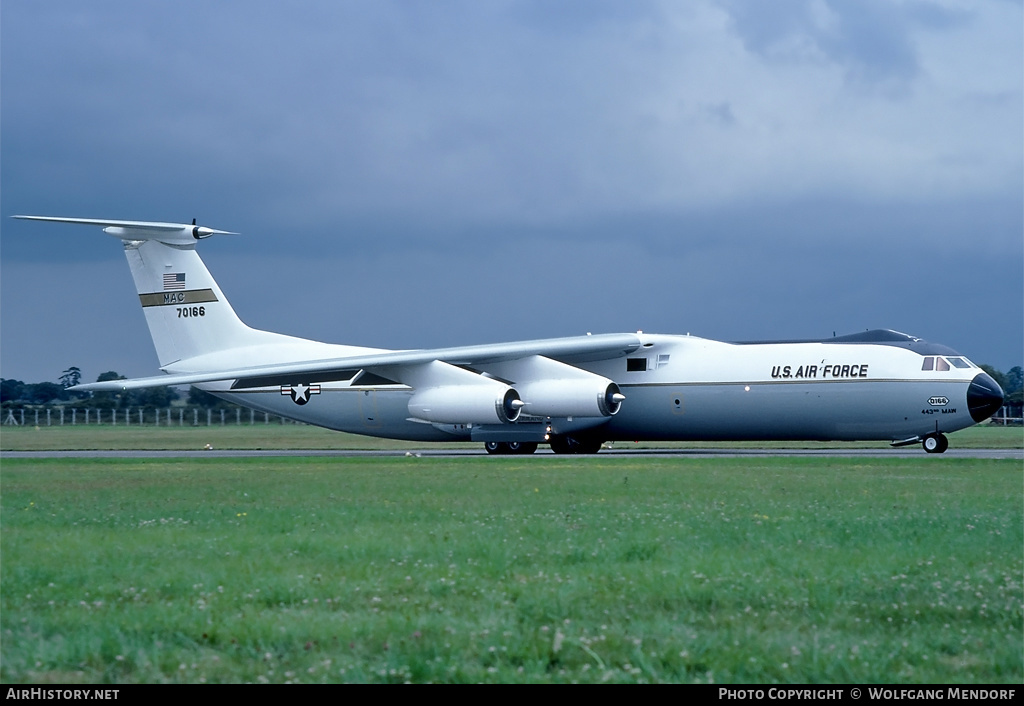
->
2, 0, 1021, 384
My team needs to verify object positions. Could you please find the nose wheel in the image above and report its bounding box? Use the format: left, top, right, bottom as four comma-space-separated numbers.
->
922, 433, 948, 454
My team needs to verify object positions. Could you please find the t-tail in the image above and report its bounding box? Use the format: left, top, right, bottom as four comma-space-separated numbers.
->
12, 216, 319, 372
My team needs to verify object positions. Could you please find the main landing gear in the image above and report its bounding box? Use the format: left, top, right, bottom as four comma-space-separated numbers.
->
548, 435, 603, 455
922, 433, 949, 454
484, 441, 538, 455
483, 435, 605, 455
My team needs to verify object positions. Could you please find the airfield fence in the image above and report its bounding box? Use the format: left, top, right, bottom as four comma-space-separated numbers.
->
2, 407, 302, 427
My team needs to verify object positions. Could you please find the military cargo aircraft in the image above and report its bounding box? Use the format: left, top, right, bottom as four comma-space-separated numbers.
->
15, 216, 1004, 454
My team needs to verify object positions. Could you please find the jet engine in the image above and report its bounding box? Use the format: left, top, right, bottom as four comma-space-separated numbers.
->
408, 385, 524, 424
517, 379, 625, 418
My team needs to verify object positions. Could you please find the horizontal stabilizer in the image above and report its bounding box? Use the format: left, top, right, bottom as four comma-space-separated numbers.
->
12, 216, 237, 245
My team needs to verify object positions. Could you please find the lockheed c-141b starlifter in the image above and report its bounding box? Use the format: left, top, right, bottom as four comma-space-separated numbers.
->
15, 216, 1004, 454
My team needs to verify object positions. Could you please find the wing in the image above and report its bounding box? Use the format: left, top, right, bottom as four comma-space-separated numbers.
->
73, 333, 642, 391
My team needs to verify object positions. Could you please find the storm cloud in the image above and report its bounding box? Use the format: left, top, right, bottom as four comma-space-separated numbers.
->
2, 0, 1020, 382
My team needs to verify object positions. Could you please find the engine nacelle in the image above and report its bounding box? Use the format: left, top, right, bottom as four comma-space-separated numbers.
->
408, 385, 523, 424
518, 379, 624, 418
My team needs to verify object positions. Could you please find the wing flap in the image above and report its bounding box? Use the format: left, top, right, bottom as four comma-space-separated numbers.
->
229, 370, 360, 389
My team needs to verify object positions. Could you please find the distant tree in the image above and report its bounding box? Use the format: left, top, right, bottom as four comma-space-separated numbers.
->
27, 382, 63, 405
59, 366, 82, 389
59, 366, 86, 400
1, 378, 26, 404
1005, 366, 1023, 396
1005, 366, 1023, 408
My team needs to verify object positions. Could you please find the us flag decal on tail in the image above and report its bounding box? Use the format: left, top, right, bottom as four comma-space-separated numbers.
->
163, 273, 186, 290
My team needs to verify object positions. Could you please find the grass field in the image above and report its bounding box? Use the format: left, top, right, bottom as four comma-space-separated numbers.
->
1, 420, 1021, 451
1, 455, 1021, 683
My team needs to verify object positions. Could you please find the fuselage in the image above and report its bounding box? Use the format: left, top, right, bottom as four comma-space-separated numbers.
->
199, 330, 1003, 448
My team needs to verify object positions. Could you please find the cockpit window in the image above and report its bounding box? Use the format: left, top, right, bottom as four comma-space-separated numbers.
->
923, 356, 972, 372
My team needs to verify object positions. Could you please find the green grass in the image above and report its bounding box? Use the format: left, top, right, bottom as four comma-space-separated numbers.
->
0, 421, 442, 451
1, 456, 1021, 683
1, 420, 1021, 451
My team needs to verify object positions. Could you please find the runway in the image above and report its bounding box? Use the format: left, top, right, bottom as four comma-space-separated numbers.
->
3, 447, 1021, 460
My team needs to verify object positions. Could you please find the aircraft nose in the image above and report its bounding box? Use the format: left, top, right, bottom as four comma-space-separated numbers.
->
967, 372, 1004, 423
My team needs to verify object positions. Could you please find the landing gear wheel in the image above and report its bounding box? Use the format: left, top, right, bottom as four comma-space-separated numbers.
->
549, 437, 571, 455
549, 436, 603, 455
922, 433, 948, 454
507, 441, 538, 455
484, 441, 506, 455
485, 441, 538, 455
573, 439, 603, 454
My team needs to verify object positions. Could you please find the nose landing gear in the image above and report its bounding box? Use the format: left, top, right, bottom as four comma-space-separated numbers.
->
922, 433, 948, 454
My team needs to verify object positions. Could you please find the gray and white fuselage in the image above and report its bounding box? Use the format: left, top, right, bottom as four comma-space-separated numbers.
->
197, 331, 1002, 452
18, 216, 1004, 455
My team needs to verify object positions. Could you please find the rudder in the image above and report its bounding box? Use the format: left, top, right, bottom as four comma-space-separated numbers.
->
125, 238, 281, 366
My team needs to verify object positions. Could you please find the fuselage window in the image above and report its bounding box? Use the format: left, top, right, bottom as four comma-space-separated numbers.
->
627, 358, 648, 372
922, 357, 934, 371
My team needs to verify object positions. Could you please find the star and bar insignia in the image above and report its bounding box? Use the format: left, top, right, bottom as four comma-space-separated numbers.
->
281, 383, 321, 405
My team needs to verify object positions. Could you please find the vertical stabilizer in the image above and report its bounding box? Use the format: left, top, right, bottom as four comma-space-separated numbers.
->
13, 216, 310, 370
125, 238, 286, 366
